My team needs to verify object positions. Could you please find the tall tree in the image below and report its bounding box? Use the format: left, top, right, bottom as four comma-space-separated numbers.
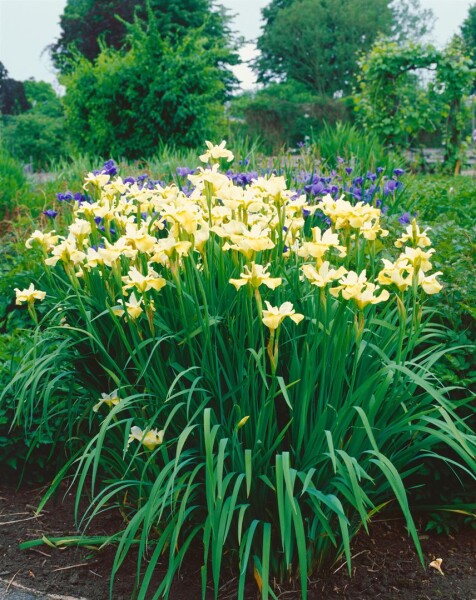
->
255, 0, 393, 96
390, 0, 435, 43
50, 0, 238, 82
0, 62, 30, 115
460, 3, 476, 92
255, 0, 434, 96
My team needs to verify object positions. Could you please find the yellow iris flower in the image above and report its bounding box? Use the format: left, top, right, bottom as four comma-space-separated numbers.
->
229, 262, 282, 290
262, 301, 304, 330
15, 283, 46, 305
128, 425, 164, 451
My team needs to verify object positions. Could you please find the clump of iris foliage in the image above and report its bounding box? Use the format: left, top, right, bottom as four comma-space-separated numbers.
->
4, 142, 475, 599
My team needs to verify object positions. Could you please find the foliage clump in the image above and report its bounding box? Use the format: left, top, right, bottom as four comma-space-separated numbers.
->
354, 39, 474, 172
6, 143, 475, 599
62, 13, 236, 157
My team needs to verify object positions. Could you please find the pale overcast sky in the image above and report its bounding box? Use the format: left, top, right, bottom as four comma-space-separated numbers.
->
0, 0, 474, 91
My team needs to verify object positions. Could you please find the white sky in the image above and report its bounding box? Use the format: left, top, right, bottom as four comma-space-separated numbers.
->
0, 0, 474, 91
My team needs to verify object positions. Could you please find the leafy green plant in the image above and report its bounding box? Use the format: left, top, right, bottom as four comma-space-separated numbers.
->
5, 145, 475, 599
62, 10, 235, 159
424, 506, 476, 535
354, 38, 474, 172
310, 121, 402, 172
0, 148, 27, 218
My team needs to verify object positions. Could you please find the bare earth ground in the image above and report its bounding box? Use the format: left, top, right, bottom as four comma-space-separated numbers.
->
0, 482, 475, 600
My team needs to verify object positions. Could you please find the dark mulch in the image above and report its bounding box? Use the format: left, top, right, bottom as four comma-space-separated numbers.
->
0, 481, 475, 599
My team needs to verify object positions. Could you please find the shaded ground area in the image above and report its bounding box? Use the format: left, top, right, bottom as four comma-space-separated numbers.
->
1, 482, 475, 599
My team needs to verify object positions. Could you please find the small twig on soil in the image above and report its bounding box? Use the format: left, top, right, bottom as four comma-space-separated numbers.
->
52, 562, 92, 572
0, 515, 40, 526
29, 548, 52, 558
88, 570, 103, 578
5, 570, 20, 593
332, 549, 370, 574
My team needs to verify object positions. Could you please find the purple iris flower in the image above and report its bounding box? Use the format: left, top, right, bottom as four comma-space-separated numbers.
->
376, 167, 385, 174
305, 181, 325, 196
352, 176, 363, 186
393, 168, 405, 177
43, 209, 58, 219
233, 171, 258, 187
399, 212, 411, 224
57, 191, 74, 202
176, 167, 193, 177
337, 156, 345, 164
123, 176, 135, 184
72, 192, 91, 204
345, 167, 353, 175
384, 180, 398, 195
366, 172, 377, 182
101, 159, 118, 176
94, 216, 102, 225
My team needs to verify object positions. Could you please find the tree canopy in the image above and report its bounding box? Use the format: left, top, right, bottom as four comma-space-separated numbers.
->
254, 0, 434, 96
0, 63, 30, 115
460, 3, 476, 92
1, 79, 67, 167
50, 0, 238, 81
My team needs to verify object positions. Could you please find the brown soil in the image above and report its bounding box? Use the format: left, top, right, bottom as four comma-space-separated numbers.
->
0, 482, 475, 600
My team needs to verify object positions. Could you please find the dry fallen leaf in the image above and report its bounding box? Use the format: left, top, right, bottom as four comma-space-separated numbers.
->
429, 558, 444, 575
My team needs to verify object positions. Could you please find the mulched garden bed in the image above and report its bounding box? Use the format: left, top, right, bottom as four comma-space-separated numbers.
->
1, 481, 474, 599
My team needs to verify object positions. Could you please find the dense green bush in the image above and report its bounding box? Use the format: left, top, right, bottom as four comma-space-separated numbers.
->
1, 80, 69, 169
62, 15, 233, 158
0, 149, 27, 217
405, 175, 476, 328
2, 112, 68, 169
